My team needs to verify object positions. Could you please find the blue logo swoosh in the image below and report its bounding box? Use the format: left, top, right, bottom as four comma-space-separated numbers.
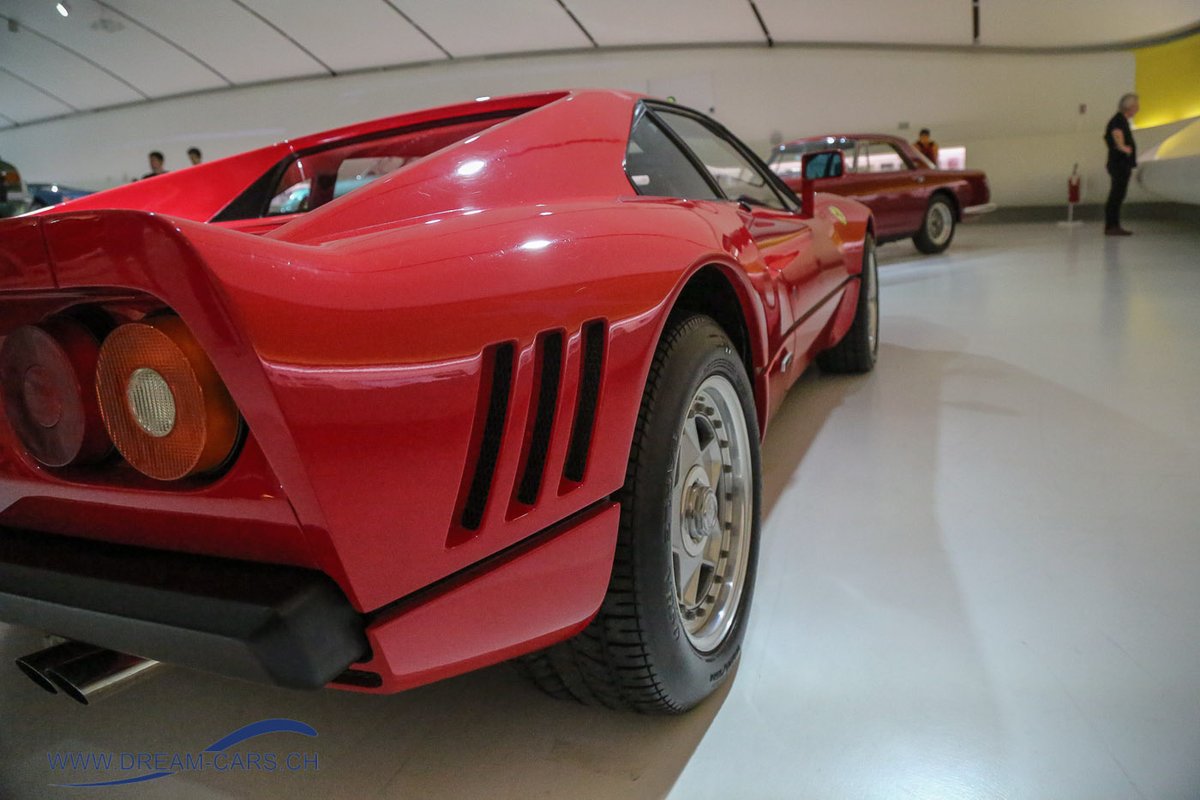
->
203, 718, 317, 753
53, 718, 317, 789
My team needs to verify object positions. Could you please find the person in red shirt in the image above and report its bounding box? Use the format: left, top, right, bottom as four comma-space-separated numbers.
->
914, 129, 939, 165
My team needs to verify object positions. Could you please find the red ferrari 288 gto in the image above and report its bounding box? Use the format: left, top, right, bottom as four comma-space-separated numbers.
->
0, 90, 876, 713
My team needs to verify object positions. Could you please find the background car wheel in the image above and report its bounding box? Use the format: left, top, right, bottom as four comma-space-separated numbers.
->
516, 313, 761, 713
913, 195, 956, 254
817, 235, 879, 374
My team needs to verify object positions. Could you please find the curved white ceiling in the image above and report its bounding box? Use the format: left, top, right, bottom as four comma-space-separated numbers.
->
0, 0, 1196, 128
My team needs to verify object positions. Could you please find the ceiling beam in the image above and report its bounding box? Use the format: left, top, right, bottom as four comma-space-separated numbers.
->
382, 0, 454, 59
227, 0, 336, 76
0, 13, 149, 99
95, 1, 233, 87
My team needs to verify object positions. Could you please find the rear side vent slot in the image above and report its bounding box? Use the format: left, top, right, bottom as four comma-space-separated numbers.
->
457, 342, 515, 532
563, 320, 606, 485
513, 331, 564, 508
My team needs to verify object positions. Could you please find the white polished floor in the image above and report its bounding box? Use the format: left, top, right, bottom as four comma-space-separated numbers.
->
2, 221, 1198, 799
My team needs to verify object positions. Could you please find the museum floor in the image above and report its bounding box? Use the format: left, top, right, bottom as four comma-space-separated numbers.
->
2, 220, 1197, 800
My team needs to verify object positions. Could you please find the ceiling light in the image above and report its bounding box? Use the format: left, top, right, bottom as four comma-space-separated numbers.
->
55, 2, 69, 17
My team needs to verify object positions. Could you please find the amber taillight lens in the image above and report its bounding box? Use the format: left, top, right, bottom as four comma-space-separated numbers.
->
0, 317, 111, 468
95, 316, 239, 481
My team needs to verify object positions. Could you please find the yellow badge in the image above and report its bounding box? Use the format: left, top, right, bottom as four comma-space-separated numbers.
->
829, 206, 847, 225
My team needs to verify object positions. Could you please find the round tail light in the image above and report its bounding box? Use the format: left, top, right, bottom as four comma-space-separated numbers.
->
95, 316, 240, 481
0, 317, 110, 468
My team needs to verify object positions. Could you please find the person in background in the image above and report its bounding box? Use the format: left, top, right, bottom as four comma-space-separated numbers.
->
141, 151, 167, 180
914, 128, 939, 165
1103, 92, 1138, 236
187, 147, 202, 166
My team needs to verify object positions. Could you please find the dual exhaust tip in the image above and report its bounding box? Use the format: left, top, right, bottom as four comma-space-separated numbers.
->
16, 641, 160, 705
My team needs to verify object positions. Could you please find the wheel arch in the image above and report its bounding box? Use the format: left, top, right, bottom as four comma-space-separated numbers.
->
667, 263, 769, 434
930, 187, 961, 221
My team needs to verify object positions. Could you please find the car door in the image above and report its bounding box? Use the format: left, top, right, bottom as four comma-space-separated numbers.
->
649, 108, 846, 358
851, 140, 929, 238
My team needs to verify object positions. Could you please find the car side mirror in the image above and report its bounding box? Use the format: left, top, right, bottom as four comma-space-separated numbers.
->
799, 150, 844, 218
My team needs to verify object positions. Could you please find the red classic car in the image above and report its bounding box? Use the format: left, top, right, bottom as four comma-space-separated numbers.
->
0, 91, 876, 713
769, 134, 993, 253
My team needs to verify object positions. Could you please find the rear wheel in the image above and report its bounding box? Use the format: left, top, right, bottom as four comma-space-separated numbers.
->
817, 235, 878, 374
913, 195, 956, 254
516, 314, 761, 713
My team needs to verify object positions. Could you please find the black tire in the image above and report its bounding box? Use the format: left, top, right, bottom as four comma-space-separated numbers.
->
913, 195, 956, 254
516, 314, 761, 713
817, 235, 879, 374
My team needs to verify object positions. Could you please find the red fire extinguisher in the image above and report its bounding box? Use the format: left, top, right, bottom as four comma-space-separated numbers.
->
1062, 164, 1083, 226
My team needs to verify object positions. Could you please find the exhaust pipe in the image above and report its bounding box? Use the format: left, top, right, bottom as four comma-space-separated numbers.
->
46, 650, 161, 705
15, 642, 160, 704
15, 641, 106, 694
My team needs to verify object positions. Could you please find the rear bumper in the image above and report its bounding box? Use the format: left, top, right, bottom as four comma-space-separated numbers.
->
962, 202, 997, 216
0, 526, 367, 689
0, 499, 620, 694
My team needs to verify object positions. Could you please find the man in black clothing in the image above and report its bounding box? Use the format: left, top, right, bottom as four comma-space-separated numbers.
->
1104, 93, 1138, 236
141, 151, 167, 180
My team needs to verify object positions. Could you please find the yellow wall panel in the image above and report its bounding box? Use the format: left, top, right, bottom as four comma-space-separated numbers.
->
1135, 32, 1200, 128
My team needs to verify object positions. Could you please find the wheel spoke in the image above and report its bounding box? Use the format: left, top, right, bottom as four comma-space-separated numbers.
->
678, 415, 704, 477
702, 437, 724, 489
668, 375, 754, 653
676, 548, 705, 607
698, 558, 718, 602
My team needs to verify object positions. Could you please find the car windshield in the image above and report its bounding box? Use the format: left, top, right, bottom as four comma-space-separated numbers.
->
769, 139, 856, 176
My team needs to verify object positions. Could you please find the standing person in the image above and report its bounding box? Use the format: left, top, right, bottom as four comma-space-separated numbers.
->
187, 147, 202, 166
1103, 93, 1138, 236
141, 151, 167, 180
914, 128, 939, 165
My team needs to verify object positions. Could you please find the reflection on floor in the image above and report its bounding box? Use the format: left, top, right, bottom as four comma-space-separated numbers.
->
2, 222, 1199, 800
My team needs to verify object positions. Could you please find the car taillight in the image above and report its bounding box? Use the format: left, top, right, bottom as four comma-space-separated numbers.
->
95, 316, 239, 481
0, 316, 111, 468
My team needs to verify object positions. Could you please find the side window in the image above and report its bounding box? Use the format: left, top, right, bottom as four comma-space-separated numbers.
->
258, 116, 499, 218
845, 143, 862, 174
655, 110, 790, 211
861, 142, 911, 173
626, 113, 721, 201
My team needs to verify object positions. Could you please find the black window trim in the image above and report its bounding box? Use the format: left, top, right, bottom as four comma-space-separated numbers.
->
625, 100, 803, 213
623, 102, 726, 202
643, 100, 802, 213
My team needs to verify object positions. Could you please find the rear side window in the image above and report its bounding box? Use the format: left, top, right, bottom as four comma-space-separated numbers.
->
263, 118, 498, 217
625, 113, 721, 201
655, 110, 789, 211
861, 141, 911, 173
217, 113, 524, 221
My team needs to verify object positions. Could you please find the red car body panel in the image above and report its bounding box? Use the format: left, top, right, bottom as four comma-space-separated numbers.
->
772, 133, 990, 242
0, 90, 871, 693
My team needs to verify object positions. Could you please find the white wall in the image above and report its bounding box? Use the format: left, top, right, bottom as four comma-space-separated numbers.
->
0, 44, 1168, 207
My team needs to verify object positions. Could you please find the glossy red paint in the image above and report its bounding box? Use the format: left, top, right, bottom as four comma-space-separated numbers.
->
771, 133, 991, 243
0, 90, 871, 693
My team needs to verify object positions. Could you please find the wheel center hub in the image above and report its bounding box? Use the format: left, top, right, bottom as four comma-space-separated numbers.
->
684, 483, 720, 551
